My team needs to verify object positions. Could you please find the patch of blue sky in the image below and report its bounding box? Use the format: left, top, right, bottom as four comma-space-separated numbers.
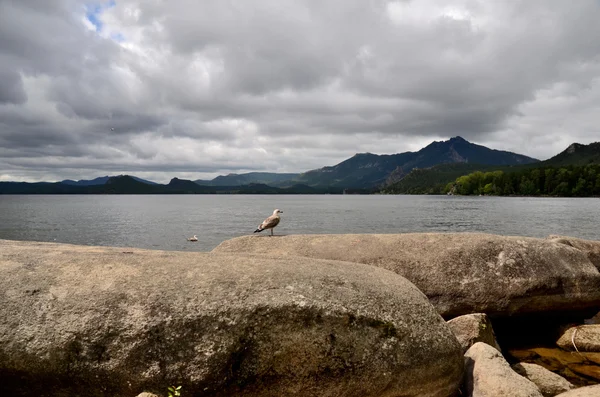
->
111, 32, 126, 42
85, 0, 116, 32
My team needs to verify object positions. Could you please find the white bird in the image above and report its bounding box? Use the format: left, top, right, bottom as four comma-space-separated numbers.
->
254, 209, 283, 236
111, 127, 115, 131
187, 235, 198, 242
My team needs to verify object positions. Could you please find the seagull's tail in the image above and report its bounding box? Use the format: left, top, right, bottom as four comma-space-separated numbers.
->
254, 228, 263, 233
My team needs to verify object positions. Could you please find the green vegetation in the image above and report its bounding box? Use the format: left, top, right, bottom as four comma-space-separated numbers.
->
444, 164, 600, 196
0, 177, 344, 195
381, 163, 511, 194
168, 385, 182, 397
537, 142, 600, 167
195, 172, 300, 187
382, 141, 600, 195
295, 136, 537, 189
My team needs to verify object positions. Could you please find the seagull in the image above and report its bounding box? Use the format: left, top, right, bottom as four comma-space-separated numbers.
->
254, 209, 283, 236
187, 235, 198, 242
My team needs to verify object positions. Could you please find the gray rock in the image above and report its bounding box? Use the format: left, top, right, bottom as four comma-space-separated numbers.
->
0, 239, 463, 397
548, 235, 600, 271
213, 233, 600, 318
136, 393, 162, 397
554, 385, 600, 396
512, 363, 574, 397
464, 342, 543, 397
447, 313, 501, 354
557, 325, 600, 352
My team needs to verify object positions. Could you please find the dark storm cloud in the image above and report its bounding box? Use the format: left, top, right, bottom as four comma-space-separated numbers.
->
0, 69, 27, 104
1, 0, 600, 182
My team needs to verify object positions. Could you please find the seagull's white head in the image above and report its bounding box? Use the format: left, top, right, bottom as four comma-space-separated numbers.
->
273, 209, 283, 215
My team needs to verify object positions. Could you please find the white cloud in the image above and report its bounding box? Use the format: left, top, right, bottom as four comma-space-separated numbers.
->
1, 0, 600, 182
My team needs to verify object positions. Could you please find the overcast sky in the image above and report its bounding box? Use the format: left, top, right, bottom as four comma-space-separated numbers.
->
1, 0, 599, 183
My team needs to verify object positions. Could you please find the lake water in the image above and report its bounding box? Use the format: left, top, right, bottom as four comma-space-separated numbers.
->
0, 195, 598, 252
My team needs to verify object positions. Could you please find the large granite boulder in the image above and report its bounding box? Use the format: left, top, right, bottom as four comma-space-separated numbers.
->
0, 240, 463, 397
213, 233, 600, 318
464, 342, 543, 397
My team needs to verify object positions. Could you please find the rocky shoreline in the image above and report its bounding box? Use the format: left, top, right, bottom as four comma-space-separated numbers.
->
1, 233, 599, 396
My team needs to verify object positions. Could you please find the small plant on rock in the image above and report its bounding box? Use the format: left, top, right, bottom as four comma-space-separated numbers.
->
167, 385, 182, 397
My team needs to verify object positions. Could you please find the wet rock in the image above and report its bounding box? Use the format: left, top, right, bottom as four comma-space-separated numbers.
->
213, 233, 600, 318
512, 362, 574, 397
0, 239, 463, 397
508, 347, 600, 386
447, 313, 501, 354
464, 342, 543, 397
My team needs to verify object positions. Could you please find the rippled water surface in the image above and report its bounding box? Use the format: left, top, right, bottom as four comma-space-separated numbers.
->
0, 195, 598, 251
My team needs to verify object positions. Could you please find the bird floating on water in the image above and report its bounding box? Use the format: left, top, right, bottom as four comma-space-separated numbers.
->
254, 209, 283, 236
187, 235, 198, 242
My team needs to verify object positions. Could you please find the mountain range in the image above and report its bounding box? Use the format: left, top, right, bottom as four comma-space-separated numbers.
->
194, 172, 300, 187
293, 136, 538, 189
60, 175, 158, 186
383, 140, 600, 194
0, 176, 335, 195
2, 136, 598, 194
192, 136, 538, 189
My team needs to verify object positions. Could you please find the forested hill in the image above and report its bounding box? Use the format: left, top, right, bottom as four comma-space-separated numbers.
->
382, 141, 600, 195
0, 176, 340, 195
294, 136, 537, 189
540, 142, 600, 167
194, 172, 300, 187
380, 163, 503, 195
443, 164, 600, 196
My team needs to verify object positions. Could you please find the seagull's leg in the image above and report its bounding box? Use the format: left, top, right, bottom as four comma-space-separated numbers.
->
270, 228, 274, 236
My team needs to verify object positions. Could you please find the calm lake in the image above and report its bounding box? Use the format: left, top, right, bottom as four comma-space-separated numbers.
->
0, 195, 598, 252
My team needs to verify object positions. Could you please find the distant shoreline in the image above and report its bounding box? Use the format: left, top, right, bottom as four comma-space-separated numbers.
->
1, 192, 599, 197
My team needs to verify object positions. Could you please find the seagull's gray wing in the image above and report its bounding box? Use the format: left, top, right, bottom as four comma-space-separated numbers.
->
259, 215, 280, 230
